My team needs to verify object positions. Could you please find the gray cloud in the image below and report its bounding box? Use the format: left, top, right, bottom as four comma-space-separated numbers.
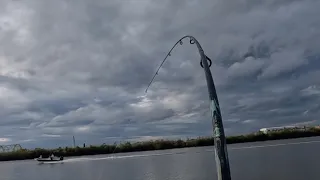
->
0, 0, 320, 148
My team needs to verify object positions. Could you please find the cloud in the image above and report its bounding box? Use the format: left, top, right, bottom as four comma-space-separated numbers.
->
227, 57, 265, 78
0, 0, 320, 148
0, 138, 11, 145
41, 134, 61, 138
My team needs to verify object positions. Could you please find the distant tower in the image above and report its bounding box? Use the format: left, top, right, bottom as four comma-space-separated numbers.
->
73, 136, 76, 148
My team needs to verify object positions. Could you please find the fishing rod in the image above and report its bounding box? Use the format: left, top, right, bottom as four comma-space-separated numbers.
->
145, 35, 231, 180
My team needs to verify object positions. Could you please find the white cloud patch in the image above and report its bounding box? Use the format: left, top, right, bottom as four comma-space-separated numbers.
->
0, 138, 11, 144
301, 86, 320, 96
41, 134, 61, 138
227, 57, 265, 78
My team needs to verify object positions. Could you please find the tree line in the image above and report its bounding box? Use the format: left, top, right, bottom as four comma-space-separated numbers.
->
1, 127, 320, 161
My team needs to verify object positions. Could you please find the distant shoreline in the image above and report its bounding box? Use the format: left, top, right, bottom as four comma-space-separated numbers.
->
1, 127, 320, 162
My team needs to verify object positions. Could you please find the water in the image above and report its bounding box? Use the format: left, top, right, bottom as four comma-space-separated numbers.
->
1, 136, 320, 180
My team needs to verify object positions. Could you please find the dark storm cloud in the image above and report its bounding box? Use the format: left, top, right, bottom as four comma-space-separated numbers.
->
0, 0, 319, 147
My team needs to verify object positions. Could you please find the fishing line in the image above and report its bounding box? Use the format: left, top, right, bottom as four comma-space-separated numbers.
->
145, 35, 212, 93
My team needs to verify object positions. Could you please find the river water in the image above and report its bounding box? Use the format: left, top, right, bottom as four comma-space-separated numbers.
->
1, 136, 320, 180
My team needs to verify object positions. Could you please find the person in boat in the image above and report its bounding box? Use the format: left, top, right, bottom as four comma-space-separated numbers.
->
50, 154, 54, 160
39, 155, 42, 158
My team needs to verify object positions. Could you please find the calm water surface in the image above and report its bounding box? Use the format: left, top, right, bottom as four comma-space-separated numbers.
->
1, 136, 320, 180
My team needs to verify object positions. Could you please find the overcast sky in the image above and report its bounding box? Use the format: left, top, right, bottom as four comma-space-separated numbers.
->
0, 0, 320, 148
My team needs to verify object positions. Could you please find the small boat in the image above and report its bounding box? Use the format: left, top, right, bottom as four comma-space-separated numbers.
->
35, 154, 64, 162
